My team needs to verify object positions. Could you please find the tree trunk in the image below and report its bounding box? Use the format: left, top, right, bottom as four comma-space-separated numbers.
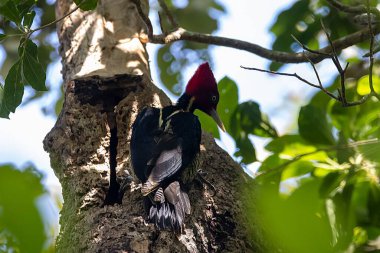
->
44, 0, 254, 252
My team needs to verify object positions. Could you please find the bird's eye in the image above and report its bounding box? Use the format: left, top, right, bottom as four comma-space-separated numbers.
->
211, 95, 217, 102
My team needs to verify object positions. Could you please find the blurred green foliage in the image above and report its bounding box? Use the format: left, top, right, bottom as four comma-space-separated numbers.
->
0, 164, 47, 253
240, 1, 380, 252
250, 91, 380, 252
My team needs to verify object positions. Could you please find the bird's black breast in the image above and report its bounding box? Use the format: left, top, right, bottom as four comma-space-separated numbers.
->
130, 106, 201, 184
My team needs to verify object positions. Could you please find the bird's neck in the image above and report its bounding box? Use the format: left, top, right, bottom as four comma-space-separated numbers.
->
176, 93, 196, 113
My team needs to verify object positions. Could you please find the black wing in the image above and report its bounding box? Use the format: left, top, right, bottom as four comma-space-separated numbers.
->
131, 106, 201, 232
130, 107, 161, 182
131, 106, 201, 185
141, 111, 201, 193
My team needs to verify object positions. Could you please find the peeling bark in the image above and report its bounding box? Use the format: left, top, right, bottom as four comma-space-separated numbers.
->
44, 0, 255, 252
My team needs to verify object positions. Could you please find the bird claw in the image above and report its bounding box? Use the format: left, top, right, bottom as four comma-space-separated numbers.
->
197, 169, 207, 177
117, 175, 134, 201
196, 170, 216, 197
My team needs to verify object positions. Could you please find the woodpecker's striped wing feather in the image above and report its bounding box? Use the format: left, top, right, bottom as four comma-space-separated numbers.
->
149, 146, 182, 181
141, 146, 182, 195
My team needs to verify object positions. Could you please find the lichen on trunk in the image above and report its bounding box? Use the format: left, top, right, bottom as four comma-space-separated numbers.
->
44, 0, 254, 252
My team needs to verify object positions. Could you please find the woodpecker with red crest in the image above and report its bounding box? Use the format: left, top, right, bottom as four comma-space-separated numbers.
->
130, 62, 225, 232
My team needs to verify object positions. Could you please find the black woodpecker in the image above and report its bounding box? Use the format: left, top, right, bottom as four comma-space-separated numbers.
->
130, 62, 225, 232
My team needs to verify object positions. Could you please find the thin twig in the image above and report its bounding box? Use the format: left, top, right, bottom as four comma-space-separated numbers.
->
320, 20, 349, 105
321, 20, 343, 73
30, 2, 83, 33
157, 0, 178, 29
304, 55, 339, 100
344, 95, 370, 106
291, 34, 331, 57
240, 66, 320, 89
158, 12, 166, 34
131, 0, 153, 40
292, 33, 340, 100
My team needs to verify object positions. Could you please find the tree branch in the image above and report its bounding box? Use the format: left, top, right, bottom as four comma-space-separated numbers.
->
30, 1, 82, 33
155, 27, 380, 64
326, 0, 379, 15
157, 0, 178, 29
132, 0, 380, 64
131, 0, 153, 40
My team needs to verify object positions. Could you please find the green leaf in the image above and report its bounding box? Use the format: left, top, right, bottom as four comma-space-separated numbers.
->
0, 1, 22, 24
319, 171, 346, 198
357, 74, 380, 95
230, 101, 277, 138
22, 10, 35, 28
329, 99, 358, 135
0, 164, 46, 253
230, 101, 262, 138
254, 113, 278, 138
298, 104, 335, 145
350, 180, 371, 224
266, 135, 312, 154
256, 178, 335, 253
20, 38, 37, 57
258, 154, 285, 173
217, 76, 238, 132
281, 160, 314, 181
269, 62, 283, 72
74, 0, 98, 11
234, 136, 256, 164
16, 0, 36, 18
336, 131, 355, 163
358, 141, 380, 163
353, 227, 368, 246
4, 61, 24, 113
176, 0, 218, 33
195, 110, 220, 139
21, 40, 47, 91
368, 182, 380, 225
0, 85, 11, 118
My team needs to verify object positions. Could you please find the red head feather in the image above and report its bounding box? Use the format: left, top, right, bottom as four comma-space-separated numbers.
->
186, 62, 218, 96
185, 62, 218, 96
184, 62, 226, 131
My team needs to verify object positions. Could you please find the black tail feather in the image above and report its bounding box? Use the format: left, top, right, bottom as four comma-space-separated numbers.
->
148, 202, 182, 232
145, 181, 190, 233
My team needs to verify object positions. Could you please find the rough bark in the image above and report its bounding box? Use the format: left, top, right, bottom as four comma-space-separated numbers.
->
44, 0, 254, 252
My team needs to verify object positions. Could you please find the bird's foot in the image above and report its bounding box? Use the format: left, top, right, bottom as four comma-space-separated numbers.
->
103, 175, 133, 206
196, 170, 216, 197
118, 174, 134, 201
